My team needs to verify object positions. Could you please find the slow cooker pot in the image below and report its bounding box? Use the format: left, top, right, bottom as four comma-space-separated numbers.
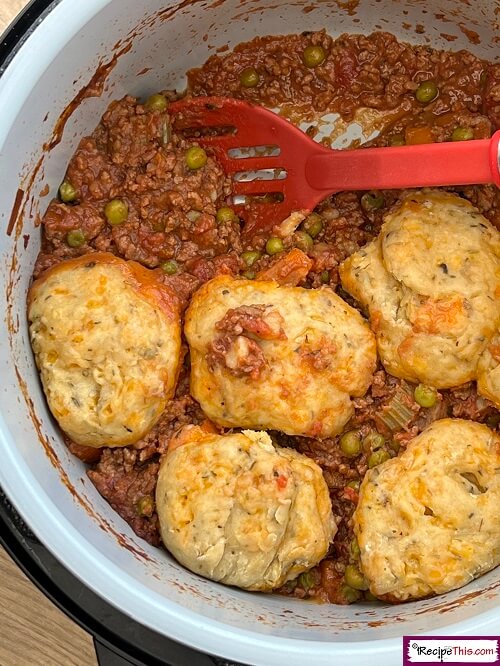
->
1, 1, 499, 664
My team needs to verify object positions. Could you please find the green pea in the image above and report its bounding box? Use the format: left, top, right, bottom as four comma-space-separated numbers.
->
161, 260, 178, 275
320, 270, 330, 284
302, 212, 323, 238
344, 564, 369, 591
346, 479, 360, 491
364, 591, 378, 602
368, 449, 391, 469
361, 191, 385, 212
389, 134, 406, 146
363, 431, 385, 451
104, 198, 128, 225
144, 93, 167, 112
66, 229, 86, 248
415, 80, 438, 104
242, 250, 261, 267
389, 439, 401, 453
297, 570, 316, 592
339, 431, 361, 458
350, 538, 361, 560
136, 496, 154, 516
59, 181, 77, 203
216, 206, 237, 224
414, 384, 438, 408
185, 146, 208, 170
265, 237, 284, 255
341, 584, 362, 604
239, 67, 260, 88
302, 45, 326, 68
295, 230, 313, 252
243, 270, 256, 280
451, 127, 474, 142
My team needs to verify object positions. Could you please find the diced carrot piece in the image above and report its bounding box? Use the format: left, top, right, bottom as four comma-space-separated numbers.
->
276, 474, 288, 490
256, 248, 313, 286
405, 125, 434, 145
342, 486, 359, 503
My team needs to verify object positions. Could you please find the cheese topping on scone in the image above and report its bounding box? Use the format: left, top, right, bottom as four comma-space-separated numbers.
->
353, 418, 500, 602
184, 275, 376, 438
339, 190, 500, 389
28, 253, 182, 447
156, 426, 336, 591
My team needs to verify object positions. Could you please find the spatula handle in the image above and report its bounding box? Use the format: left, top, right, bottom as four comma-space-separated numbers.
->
305, 130, 500, 193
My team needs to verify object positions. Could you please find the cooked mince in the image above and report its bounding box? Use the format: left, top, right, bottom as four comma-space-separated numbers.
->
34, 30, 500, 605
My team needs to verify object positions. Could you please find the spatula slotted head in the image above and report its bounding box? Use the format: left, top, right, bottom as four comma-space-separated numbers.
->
169, 96, 317, 238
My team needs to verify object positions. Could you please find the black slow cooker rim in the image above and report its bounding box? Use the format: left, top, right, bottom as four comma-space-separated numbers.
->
0, 485, 229, 665
0, 0, 60, 72
0, 487, 146, 666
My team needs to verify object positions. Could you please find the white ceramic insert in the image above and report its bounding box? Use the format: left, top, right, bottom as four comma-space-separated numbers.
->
0, 1, 498, 664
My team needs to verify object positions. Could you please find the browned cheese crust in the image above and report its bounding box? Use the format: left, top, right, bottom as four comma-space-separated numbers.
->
156, 426, 336, 590
184, 275, 376, 438
354, 419, 500, 602
340, 190, 500, 390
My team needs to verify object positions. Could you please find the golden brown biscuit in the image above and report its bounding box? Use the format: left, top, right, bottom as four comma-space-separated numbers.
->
28, 253, 182, 447
353, 418, 500, 602
340, 190, 500, 388
477, 333, 500, 408
156, 426, 336, 591
184, 275, 376, 438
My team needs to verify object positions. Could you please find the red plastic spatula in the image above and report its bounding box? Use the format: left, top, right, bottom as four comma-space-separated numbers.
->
169, 96, 500, 238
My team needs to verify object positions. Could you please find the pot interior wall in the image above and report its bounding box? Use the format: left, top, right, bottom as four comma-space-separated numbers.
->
1, 0, 499, 663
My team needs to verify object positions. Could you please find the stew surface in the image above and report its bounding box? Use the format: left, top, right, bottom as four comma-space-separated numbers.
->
33, 30, 500, 604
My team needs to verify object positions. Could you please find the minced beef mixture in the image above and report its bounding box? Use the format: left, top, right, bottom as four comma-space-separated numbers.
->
34, 31, 500, 605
